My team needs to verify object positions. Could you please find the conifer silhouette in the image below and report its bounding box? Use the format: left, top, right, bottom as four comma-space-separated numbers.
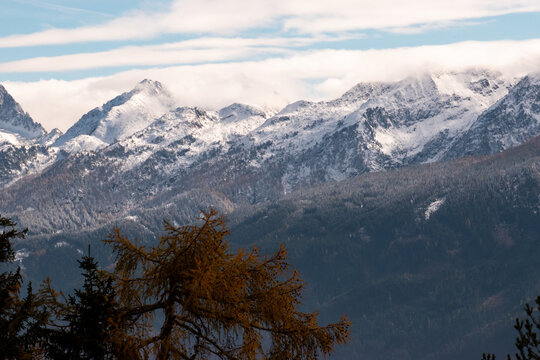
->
0, 215, 45, 359
42, 248, 120, 360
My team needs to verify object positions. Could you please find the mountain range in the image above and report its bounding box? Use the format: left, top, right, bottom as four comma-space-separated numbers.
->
1, 68, 540, 359
1, 70, 539, 222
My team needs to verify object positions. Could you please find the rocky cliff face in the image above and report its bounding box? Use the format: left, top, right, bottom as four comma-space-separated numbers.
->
0, 84, 45, 140
0, 84, 57, 186
444, 73, 540, 159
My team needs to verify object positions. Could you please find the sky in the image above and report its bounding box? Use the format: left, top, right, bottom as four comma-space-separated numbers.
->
1, 0, 540, 131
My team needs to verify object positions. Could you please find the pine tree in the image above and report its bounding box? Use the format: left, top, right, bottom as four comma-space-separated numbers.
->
42, 250, 120, 360
0, 215, 45, 359
483, 296, 540, 360
508, 296, 540, 360
0, 215, 26, 263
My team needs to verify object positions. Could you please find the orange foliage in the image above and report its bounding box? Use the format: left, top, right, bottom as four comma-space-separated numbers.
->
105, 209, 351, 359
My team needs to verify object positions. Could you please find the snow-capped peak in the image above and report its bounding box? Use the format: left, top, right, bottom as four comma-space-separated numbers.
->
54, 79, 176, 152
219, 103, 267, 123
134, 79, 168, 95
527, 72, 540, 85
0, 84, 46, 140
330, 82, 394, 106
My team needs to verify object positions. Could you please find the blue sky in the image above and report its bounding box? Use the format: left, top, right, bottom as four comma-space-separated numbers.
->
1, 0, 540, 131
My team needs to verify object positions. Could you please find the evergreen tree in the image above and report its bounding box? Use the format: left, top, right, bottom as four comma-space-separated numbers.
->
507, 296, 540, 360
0, 215, 45, 359
483, 296, 540, 360
42, 250, 120, 360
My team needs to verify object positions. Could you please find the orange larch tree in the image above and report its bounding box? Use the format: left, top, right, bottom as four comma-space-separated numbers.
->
105, 209, 351, 360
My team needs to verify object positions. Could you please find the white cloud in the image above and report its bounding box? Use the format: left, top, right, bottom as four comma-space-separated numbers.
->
4, 39, 540, 132
0, 35, 353, 73
0, 45, 278, 73
384, 19, 484, 35
279, 0, 540, 33
1, 0, 539, 47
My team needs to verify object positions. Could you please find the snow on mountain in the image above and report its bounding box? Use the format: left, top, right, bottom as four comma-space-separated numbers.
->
54, 79, 176, 152
444, 72, 540, 158
0, 131, 23, 146
37, 128, 63, 147
107, 103, 269, 174
252, 81, 394, 156
0, 84, 58, 186
0, 142, 57, 187
0, 127, 62, 187
0, 84, 46, 140
351, 69, 512, 164
0, 80, 272, 189
425, 198, 446, 220
59, 135, 108, 154
232, 70, 514, 192
3, 69, 540, 235
108, 107, 220, 172
256, 70, 509, 160
218, 103, 269, 138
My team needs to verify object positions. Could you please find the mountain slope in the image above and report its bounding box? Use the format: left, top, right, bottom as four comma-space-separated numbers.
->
0, 84, 45, 140
54, 79, 176, 152
0, 84, 56, 186
4, 69, 540, 234
445, 73, 540, 158
13, 133, 540, 360
226, 134, 540, 360
237, 70, 513, 190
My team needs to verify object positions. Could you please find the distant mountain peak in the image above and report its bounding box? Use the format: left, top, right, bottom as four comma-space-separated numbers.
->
138, 78, 158, 85
443, 70, 540, 159
134, 79, 167, 95
0, 84, 46, 140
219, 103, 267, 122
54, 80, 176, 152
337, 82, 394, 101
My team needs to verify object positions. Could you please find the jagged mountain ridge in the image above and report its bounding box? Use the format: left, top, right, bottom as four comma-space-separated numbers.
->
2, 70, 540, 234
54, 79, 177, 153
444, 73, 540, 158
0, 84, 46, 140
0, 84, 60, 186
240, 70, 513, 193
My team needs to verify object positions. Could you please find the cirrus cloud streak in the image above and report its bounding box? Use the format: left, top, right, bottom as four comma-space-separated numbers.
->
1, 0, 540, 47
0, 35, 355, 72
